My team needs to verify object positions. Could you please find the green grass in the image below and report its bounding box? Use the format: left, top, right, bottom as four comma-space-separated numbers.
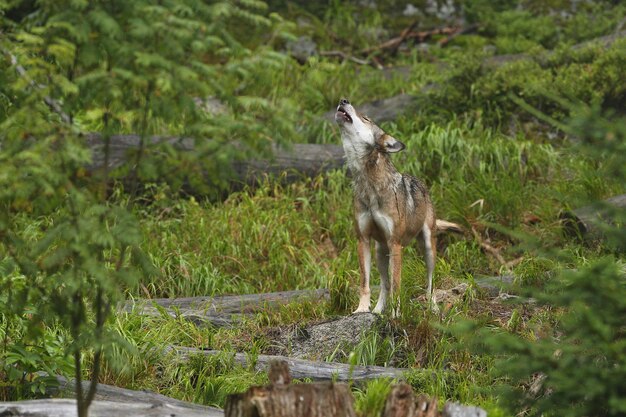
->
3, 2, 626, 415
93, 117, 622, 413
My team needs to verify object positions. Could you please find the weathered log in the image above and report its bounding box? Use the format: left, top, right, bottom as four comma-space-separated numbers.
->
53, 376, 222, 415
84, 133, 345, 186
2, 377, 224, 417
560, 194, 626, 243
442, 402, 487, 417
224, 361, 356, 417
123, 288, 330, 327
167, 346, 408, 383
0, 399, 218, 417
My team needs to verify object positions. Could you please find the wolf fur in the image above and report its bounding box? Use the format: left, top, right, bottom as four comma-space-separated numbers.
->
335, 98, 458, 315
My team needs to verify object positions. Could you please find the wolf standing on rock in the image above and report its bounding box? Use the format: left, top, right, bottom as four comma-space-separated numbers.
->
335, 98, 459, 316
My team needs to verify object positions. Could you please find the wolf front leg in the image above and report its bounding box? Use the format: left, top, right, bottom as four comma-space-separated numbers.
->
354, 237, 372, 313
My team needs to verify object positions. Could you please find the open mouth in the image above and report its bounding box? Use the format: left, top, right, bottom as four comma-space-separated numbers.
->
335, 106, 353, 123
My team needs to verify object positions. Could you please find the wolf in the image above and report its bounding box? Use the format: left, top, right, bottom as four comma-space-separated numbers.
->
335, 98, 460, 316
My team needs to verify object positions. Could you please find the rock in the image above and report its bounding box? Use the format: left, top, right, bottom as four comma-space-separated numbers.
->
287, 36, 317, 63
560, 194, 626, 248
432, 283, 469, 305
277, 313, 379, 360
442, 402, 487, 417
193, 96, 228, 115
403, 4, 421, 17
474, 275, 515, 298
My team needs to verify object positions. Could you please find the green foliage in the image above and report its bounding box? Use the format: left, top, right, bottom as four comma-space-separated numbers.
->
353, 378, 395, 417
1, 0, 298, 195
0, 1, 625, 415
167, 352, 268, 408
428, 39, 626, 127
469, 260, 626, 416
136, 173, 354, 297
456, 104, 626, 416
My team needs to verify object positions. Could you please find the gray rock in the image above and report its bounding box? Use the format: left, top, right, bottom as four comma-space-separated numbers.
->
277, 313, 379, 360
287, 36, 317, 63
193, 96, 227, 115
475, 274, 515, 297
443, 402, 488, 417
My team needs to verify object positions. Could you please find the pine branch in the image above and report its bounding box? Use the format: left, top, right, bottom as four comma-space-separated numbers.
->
2, 47, 72, 125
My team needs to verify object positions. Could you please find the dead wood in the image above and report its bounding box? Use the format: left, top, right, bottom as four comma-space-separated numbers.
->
438, 24, 480, 47
84, 133, 345, 187
382, 383, 417, 417
0, 399, 219, 417
360, 26, 460, 55
415, 394, 438, 417
225, 361, 356, 417
224, 361, 487, 417
123, 288, 330, 327
53, 376, 222, 415
167, 346, 408, 383
319, 50, 374, 66
3, 376, 224, 417
471, 227, 521, 270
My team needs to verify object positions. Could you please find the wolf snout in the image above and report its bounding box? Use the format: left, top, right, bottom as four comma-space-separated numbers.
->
335, 98, 353, 124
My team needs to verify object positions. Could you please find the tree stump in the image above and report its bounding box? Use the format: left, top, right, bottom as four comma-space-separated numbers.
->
381, 386, 439, 417
224, 360, 356, 417
382, 383, 417, 417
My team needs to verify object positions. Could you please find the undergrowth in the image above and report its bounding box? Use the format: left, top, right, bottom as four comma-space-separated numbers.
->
2, 1, 625, 416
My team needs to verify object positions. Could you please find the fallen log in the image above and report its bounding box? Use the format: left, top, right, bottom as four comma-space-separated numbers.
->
84, 133, 345, 186
123, 288, 330, 327
560, 194, 626, 244
0, 399, 217, 417
2, 377, 224, 417
167, 346, 408, 383
54, 376, 221, 415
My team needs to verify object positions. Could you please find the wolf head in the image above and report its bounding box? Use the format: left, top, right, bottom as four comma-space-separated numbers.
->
335, 98, 405, 154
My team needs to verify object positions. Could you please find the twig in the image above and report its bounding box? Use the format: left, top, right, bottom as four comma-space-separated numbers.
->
471, 226, 519, 270
438, 24, 480, 47
361, 25, 460, 55
2, 48, 72, 125
319, 50, 372, 66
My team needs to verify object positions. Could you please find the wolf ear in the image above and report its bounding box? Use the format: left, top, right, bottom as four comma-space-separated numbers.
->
381, 134, 406, 153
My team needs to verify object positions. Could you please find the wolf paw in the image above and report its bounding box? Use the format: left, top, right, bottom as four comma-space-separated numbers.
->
353, 306, 370, 314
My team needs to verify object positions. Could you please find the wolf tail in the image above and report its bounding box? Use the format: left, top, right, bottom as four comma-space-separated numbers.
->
435, 219, 464, 234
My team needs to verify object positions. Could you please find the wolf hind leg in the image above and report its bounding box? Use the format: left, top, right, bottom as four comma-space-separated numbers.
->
373, 241, 390, 314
